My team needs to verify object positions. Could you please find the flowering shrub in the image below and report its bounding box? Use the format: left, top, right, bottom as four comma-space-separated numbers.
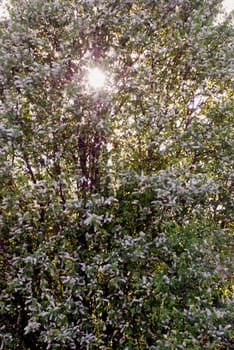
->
0, 1, 233, 349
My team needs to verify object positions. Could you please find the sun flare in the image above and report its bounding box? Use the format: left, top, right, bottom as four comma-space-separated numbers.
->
87, 67, 106, 89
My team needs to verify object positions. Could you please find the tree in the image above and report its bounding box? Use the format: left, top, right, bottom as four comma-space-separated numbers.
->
0, 1, 233, 349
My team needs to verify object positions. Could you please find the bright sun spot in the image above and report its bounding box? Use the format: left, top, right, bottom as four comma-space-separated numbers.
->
88, 67, 106, 89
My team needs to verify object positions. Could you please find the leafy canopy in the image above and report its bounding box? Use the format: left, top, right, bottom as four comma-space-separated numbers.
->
0, 1, 233, 349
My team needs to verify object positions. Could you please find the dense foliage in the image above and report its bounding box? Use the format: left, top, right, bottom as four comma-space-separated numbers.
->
0, 0, 233, 349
